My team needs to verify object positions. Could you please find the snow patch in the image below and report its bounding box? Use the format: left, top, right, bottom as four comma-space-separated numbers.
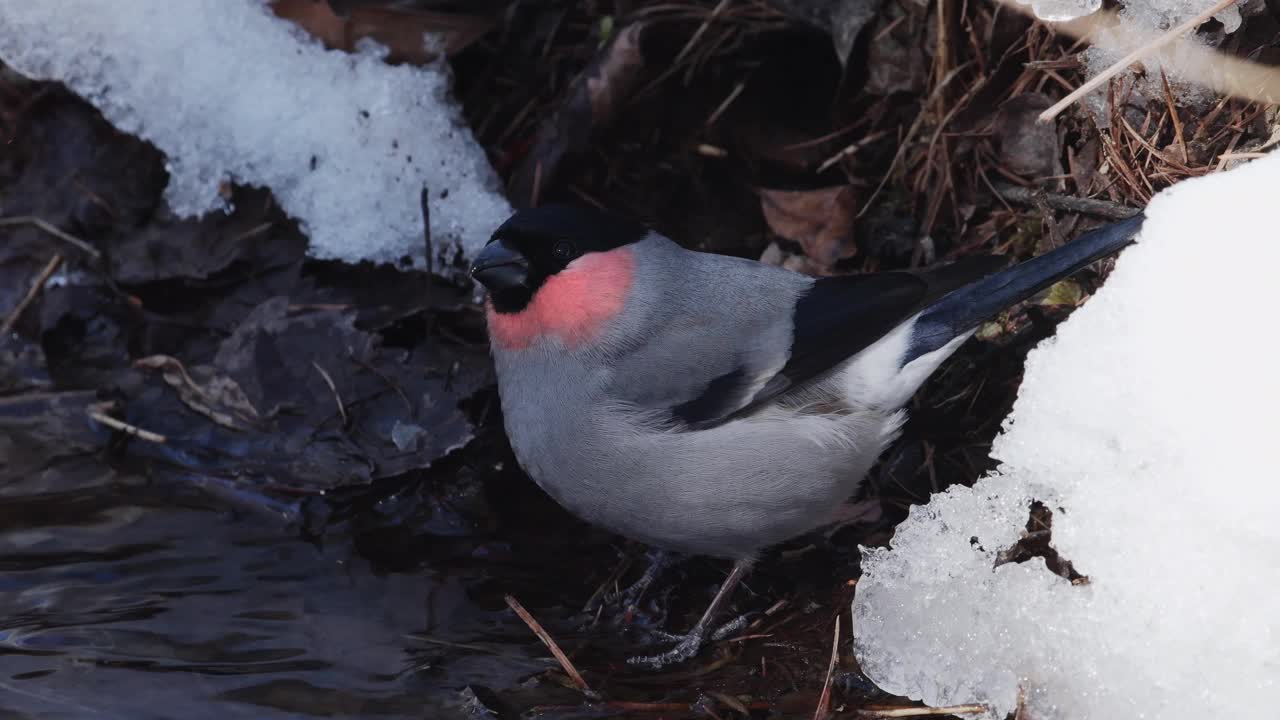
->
0, 0, 512, 271
853, 150, 1280, 718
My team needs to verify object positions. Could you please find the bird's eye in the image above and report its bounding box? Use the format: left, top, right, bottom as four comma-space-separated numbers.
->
552, 240, 578, 261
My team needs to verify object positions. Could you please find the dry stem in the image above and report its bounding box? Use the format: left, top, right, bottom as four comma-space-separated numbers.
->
504, 594, 595, 696
311, 361, 347, 426
1, 254, 63, 334
813, 616, 841, 720
0, 216, 102, 260
859, 704, 991, 717
993, 184, 1139, 220
87, 402, 167, 443
1039, 0, 1239, 121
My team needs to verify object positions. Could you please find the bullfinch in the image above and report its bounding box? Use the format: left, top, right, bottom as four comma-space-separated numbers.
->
470, 204, 1143, 667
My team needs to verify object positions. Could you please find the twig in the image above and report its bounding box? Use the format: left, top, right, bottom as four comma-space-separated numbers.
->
420, 186, 433, 279
312, 361, 347, 426
533, 700, 774, 713
404, 634, 511, 656
1, 254, 63, 334
582, 553, 633, 614
1038, 0, 1239, 123
1013, 685, 1029, 720
0, 216, 102, 260
858, 62, 974, 218
813, 617, 840, 720
349, 356, 412, 412
1217, 151, 1267, 164
992, 183, 1140, 220
817, 129, 891, 173
635, 0, 731, 98
858, 704, 991, 717
1159, 70, 1189, 164
504, 594, 596, 697
708, 691, 750, 716
87, 402, 167, 443
705, 80, 746, 127
674, 0, 731, 68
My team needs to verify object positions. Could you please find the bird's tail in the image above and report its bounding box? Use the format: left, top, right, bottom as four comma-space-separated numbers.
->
904, 213, 1145, 364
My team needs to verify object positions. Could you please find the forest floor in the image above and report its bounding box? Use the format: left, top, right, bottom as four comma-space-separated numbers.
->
1, 0, 1276, 718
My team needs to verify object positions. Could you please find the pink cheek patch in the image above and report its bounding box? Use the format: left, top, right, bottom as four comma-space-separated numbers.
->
486, 247, 635, 351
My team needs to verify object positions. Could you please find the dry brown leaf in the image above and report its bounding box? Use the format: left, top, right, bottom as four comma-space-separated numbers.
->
759, 185, 858, 270
135, 355, 262, 431
271, 0, 493, 64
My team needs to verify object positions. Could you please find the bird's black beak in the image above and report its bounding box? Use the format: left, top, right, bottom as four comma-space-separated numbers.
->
470, 238, 529, 293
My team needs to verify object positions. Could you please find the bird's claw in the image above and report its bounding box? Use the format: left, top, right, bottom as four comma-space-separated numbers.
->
709, 612, 751, 641
626, 631, 706, 669
628, 613, 751, 669
585, 550, 674, 625
610, 576, 656, 616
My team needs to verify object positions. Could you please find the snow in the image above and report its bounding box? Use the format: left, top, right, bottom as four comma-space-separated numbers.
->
1016, 0, 1102, 23
852, 149, 1280, 719
0, 0, 512, 271
1079, 0, 1247, 115
1111, 0, 1243, 35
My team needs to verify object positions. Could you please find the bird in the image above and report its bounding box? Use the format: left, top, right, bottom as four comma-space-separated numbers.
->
469, 204, 1144, 668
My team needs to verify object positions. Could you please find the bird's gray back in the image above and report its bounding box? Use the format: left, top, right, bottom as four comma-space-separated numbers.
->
594, 235, 810, 416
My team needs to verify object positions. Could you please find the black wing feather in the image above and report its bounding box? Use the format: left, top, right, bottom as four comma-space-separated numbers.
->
671, 366, 753, 427
719, 255, 1009, 422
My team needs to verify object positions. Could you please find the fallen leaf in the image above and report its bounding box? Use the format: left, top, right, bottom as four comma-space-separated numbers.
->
123, 297, 489, 492
992, 93, 1058, 179
108, 187, 305, 284
1038, 278, 1085, 307
759, 186, 858, 269
864, 0, 928, 96
0, 391, 107, 481
135, 355, 262, 431
271, 0, 494, 64
975, 319, 1005, 342
0, 335, 52, 395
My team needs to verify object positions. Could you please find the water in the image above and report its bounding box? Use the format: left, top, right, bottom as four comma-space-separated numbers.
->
0, 458, 556, 720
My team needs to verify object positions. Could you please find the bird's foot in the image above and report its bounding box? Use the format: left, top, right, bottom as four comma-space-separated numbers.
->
649, 613, 751, 644
585, 550, 675, 627
626, 629, 707, 669
709, 612, 751, 641
629, 613, 751, 669
611, 567, 662, 618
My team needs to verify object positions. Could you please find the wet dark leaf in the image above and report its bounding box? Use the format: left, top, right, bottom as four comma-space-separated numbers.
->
865, 0, 929, 96
0, 90, 166, 239
299, 259, 480, 333
123, 297, 488, 492
858, 204, 920, 263
992, 93, 1058, 180
0, 391, 107, 481
0, 335, 52, 395
759, 185, 858, 269
108, 187, 306, 284
39, 283, 136, 389
0, 90, 162, 321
